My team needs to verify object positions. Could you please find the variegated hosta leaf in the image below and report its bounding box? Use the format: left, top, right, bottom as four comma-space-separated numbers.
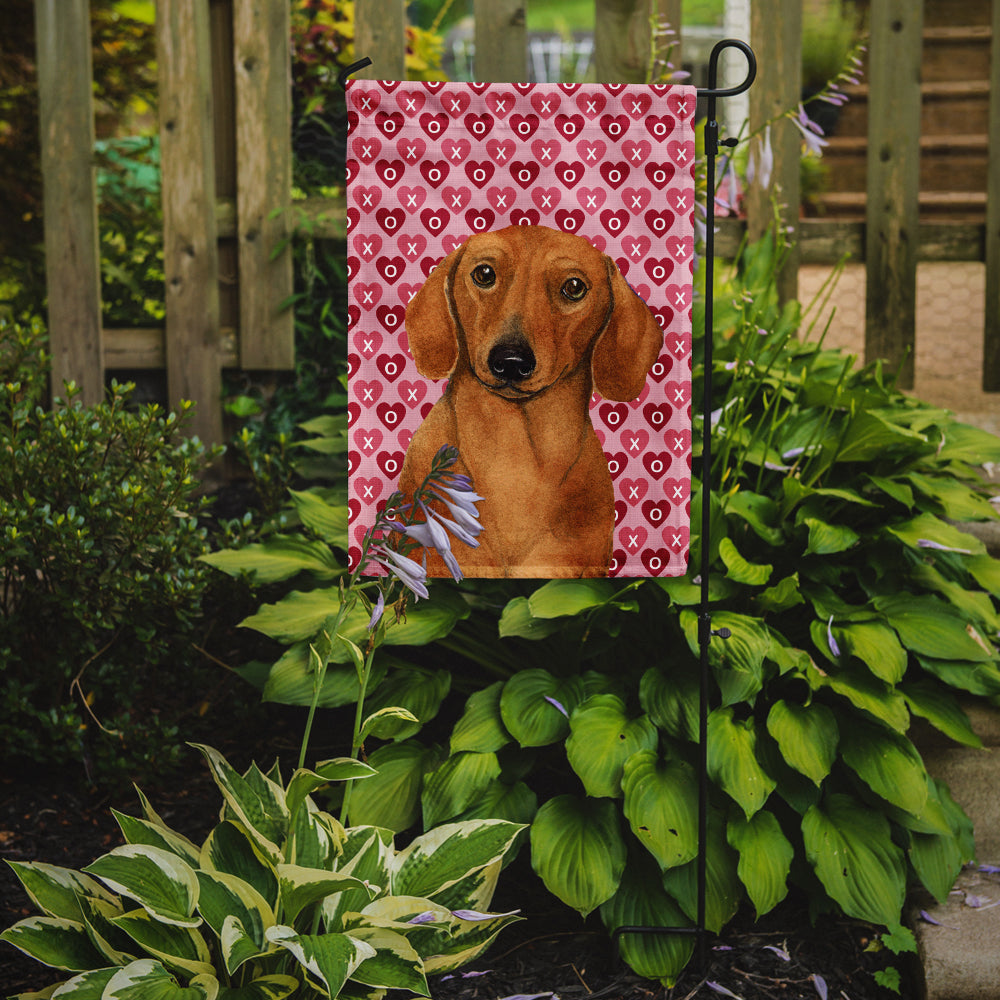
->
110, 908, 214, 979
265, 925, 375, 998
4, 861, 117, 922
499, 669, 585, 747
277, 864, 376, 925
450, 681, 511, 754
661, 810, 742, 934
707, 707, 776, 819
285, 760, 375, 824
195, 871, 274, 974
420, 906, 523, 975
77, 894, 136, 966
420, 859, 501, 916
727, 810, 793, 918
529, 795, 626, 917
191, 745, 287, 863
323, 829, 393, 931
214, 975, 299, 1000
288, 801, 344, 870
46, 966, 118, 997
802, 793, 906, 927
345, 926, 429, 995
200, 822, 278, 910
0, 916, 107, 972
83, 846, 200, 928
421, 752, 502, 829
391, 820, 524, 901
102, 958, 218, 999
112, 810, 201, 868
621, 751, 699, 871
765, 700, 838, 786
599, 854, 694, 987
565, 695, 658, 799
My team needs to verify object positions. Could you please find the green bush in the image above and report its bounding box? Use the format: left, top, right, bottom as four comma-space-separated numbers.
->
0, 317, 220, 783
213, 232, 1000, 985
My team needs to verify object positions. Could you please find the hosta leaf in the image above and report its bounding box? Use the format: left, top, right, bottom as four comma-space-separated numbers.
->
916, 655, 1000, 697
422, 906, 522, 974
802, 793, 906, 926
200, 822, 278, 910
529, 795, 626, 917
718, 536, 772, 586
806, 660, 910, 732
111, 909, 214, 978
499, 670, 585, 747
276, 865, 374, 925
345, 926, 428, 994
681, 610, 770, 706
707, 708, 776, 818
200, 535, 341, 584
46, 967, 118, 998
838, 718, 929, 817
288, 489, 349, 546
599, 854, 694, 987
875, 594, 995, 662
322, 829, 393, 931
453, 779, 538, 827
0, 916, 107, 971
566, 695, 658, 798
909, 829, 965, 905
966, 553, 1000, 597
215, 975, 299, 1000
195, 871, 273, 973
421, 751, 502, 828
393, 820, 524, 900
347, 740, 442, 832
83, 846, 200, 928
362, 667, 451, 740
497, 597, 564, 639
756, 573, 804, 614
265, 926, 375, 998
639, 663, 699, 743
5, 862, 117, 923
260, 643, 387, 709
360, 706, 421, 742
285, 759, 376, 822
727, 811, 793, 917
900, 680, 982, 748
834, 410, 927, 463
450, 682, 511, 754
803, 517, 859, 556
527, 578, 619, 617
833, 621, 907, 684
724, 490, 784, 546
661, 810, 741, 933
906, 473, 998, 522
621, 751, 699, 871
103, 959, 218, 1000
885, 512, 985, 557
765, 700, 838, 786
112, 812, 201, 868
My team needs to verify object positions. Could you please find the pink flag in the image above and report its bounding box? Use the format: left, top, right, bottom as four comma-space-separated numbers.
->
347, 80, 696, 579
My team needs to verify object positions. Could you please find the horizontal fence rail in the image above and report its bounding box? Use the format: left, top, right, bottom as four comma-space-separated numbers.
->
32, 0, 1000, 445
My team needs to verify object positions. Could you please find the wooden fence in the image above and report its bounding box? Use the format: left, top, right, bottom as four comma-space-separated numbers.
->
33, 0, 1000, 445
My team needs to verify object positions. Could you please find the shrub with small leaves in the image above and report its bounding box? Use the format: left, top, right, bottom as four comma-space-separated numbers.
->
0, 317, 220, 782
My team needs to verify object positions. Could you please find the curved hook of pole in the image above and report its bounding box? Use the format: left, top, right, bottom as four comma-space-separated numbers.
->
338, 57, 373, 90
697, 39, 756, 98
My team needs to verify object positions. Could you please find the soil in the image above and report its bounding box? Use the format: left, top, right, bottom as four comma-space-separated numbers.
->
0, 739, 913, 1000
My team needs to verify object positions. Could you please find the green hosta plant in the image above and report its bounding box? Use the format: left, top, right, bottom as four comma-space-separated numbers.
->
1, 744, 523, 999
342, 233, 999, 985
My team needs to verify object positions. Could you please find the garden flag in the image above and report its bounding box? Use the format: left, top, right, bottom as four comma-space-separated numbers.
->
346, 80, 697, 578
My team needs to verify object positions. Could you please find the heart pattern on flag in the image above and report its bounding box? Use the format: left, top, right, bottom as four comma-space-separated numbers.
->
347, 80, 696, 578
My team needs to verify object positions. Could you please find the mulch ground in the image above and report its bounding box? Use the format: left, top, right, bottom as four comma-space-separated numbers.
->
1, 738, 913, 1000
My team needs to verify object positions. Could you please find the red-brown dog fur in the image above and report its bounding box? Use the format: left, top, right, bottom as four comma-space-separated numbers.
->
398, 224, 663, 578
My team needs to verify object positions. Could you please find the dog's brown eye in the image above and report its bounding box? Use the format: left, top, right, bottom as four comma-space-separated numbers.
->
471, 264, 496, 288
561, 277, 588, 301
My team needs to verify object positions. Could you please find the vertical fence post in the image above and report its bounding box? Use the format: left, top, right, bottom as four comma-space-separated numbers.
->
983, 0, 1000, 390
354, 0, 406, 80
34, 0, 104, 405
233, 0, 294, 370
594, 0, 655, 83
474, 0, 527, 81
864, 0, 923, 389
157, 0, 223, 445
746, 0, 801, 305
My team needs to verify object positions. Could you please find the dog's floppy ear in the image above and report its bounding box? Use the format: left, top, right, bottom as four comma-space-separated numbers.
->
591, 257, 665, 401
404, 246, 463, 379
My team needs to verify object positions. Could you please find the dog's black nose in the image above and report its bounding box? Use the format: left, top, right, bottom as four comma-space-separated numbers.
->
488, 343, 536, 382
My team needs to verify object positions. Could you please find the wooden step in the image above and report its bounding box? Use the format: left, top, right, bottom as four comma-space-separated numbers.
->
813, 189, 987, 222
822, 134, 989, 193
922, 25, 993, 83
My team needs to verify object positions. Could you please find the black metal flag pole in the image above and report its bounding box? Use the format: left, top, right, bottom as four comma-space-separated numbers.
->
340, 40, 758, 974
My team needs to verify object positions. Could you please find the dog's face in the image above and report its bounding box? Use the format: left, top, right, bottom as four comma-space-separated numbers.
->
405, 225, 663, 402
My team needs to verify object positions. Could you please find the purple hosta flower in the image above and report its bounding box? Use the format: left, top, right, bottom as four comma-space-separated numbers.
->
407, 911, 438, 925
715, 156, 741, 215
415, 500, 464, 580
763, 944, 791, 962
367, 590, 385, 631
544, 695, 569, 718
746, 124, 774, 191
827, 616, 842, 658
979, 864, 1000, 874
707, 983, 742, 999
917, 538, 973, 555
812, 974, 828, 1000
791, 104, 829, 157
451, 908, 521, 921
371, 545, 429, 600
